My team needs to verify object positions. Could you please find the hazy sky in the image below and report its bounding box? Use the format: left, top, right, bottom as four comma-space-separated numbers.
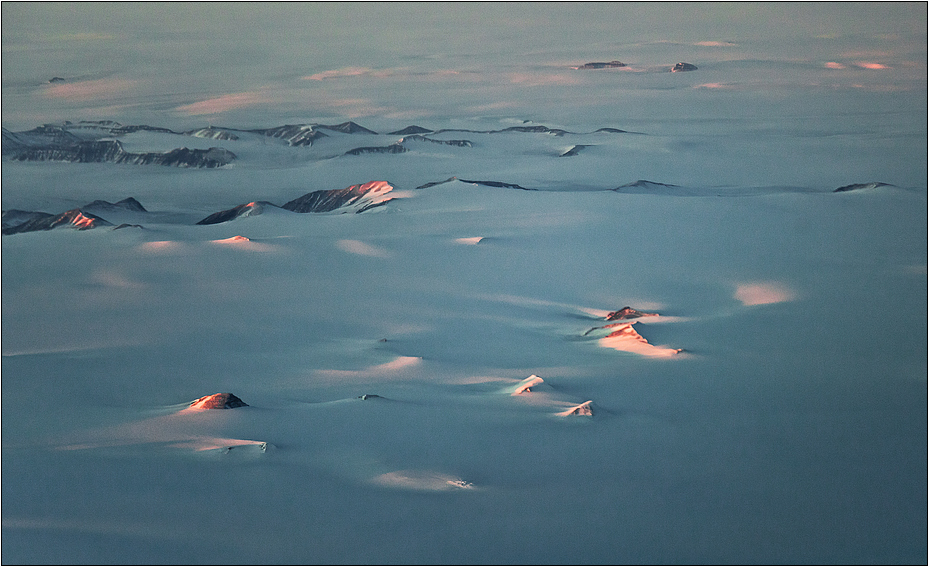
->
1, 2, 926, 132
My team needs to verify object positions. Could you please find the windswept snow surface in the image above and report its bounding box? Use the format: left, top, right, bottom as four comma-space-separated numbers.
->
2, 3, 927, 565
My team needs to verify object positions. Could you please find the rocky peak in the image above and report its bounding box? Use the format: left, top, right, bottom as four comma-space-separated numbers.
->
188, 393, 249, 409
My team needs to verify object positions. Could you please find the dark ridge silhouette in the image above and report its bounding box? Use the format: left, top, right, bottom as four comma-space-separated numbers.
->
2, 208, 111, 235
82, 197, 147, 212
614, 180, 680, 191
388, 125, 434, 136
400, 135, 473, 147
833, 182, 896, 193
246, 124, 328, 146
458, 178, 534, 191
344, 143, 408, 156
577, 60, 626, 69
317, 121, 378, 135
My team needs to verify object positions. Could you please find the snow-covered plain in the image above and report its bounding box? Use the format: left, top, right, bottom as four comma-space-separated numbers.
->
2, 4, 927, 565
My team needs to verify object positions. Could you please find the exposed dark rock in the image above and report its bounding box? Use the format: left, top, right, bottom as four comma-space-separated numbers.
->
560, 145, 592, 157
2, 208, 111, 235
48, 77, 66, 83
196, 201, 277, 225
432, 125, 570, 136
458, 178, 534, 191
833, 182, 896, 193
112, 223, 144, 230
416, 176, 459, 189
671, 62, 698, 72
500, 125, 570, 136
577, 60, 626, 69
281, 181, 394, 214
189, 392, 249, 409
358, 394, 383, 400
82, 197, 147, 212
606, 306, 659, 321
614, 180, 680, 191
2, 124, 85, 154
344, 143, 408, 156
559, 401, 594, 416
317, 121, 378, 135
183, 126, 240, 141
2, 209, 54, 230
8, 137, 235, 168
247, 124, 328, 146
595, 127, 629, 134
400, 135, 473, 147
388, 125, 434, 136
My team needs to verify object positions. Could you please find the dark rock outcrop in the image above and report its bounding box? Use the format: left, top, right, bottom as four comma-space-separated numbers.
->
2, 209, 54, 230
458, 178, 534, 191
317, 121, 378, 135
344, 143, 408, 156
606, 306, 659, 321
82, 197, 147, 213
48, 77, 66, 83
560, 145, 592, 157
577, 60, 626, 69
246, 124, 328, 146
558, 401, 594, 416
416, 177, 459, 189
196, 201, 277, 225
432, 125, 570, 136
2, 208, 111, 235
7, 134, 235, 168
671, 62, 698, 72
833, 182, 896, 193
189, 392, 249, 409
614, 180, 680, 191
2, 124, 84, 155
400, 135, 473, 147
388, 125, 434, 136
183, 127, 240, 141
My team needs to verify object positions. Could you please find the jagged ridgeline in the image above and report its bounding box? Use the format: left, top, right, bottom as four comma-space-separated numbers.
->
1, 119, 636, 169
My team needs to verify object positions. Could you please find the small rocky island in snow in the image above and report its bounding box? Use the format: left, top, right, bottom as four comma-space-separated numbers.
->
189, 393, 249, 409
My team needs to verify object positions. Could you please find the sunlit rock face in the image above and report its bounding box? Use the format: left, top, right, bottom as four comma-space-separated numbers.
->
577, 60, 626, 69
189, 393, 249, 409
2, 208, 111, 235
281, 181, 394, 213
606, 306, 659, 321
671, 62, 698, 72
